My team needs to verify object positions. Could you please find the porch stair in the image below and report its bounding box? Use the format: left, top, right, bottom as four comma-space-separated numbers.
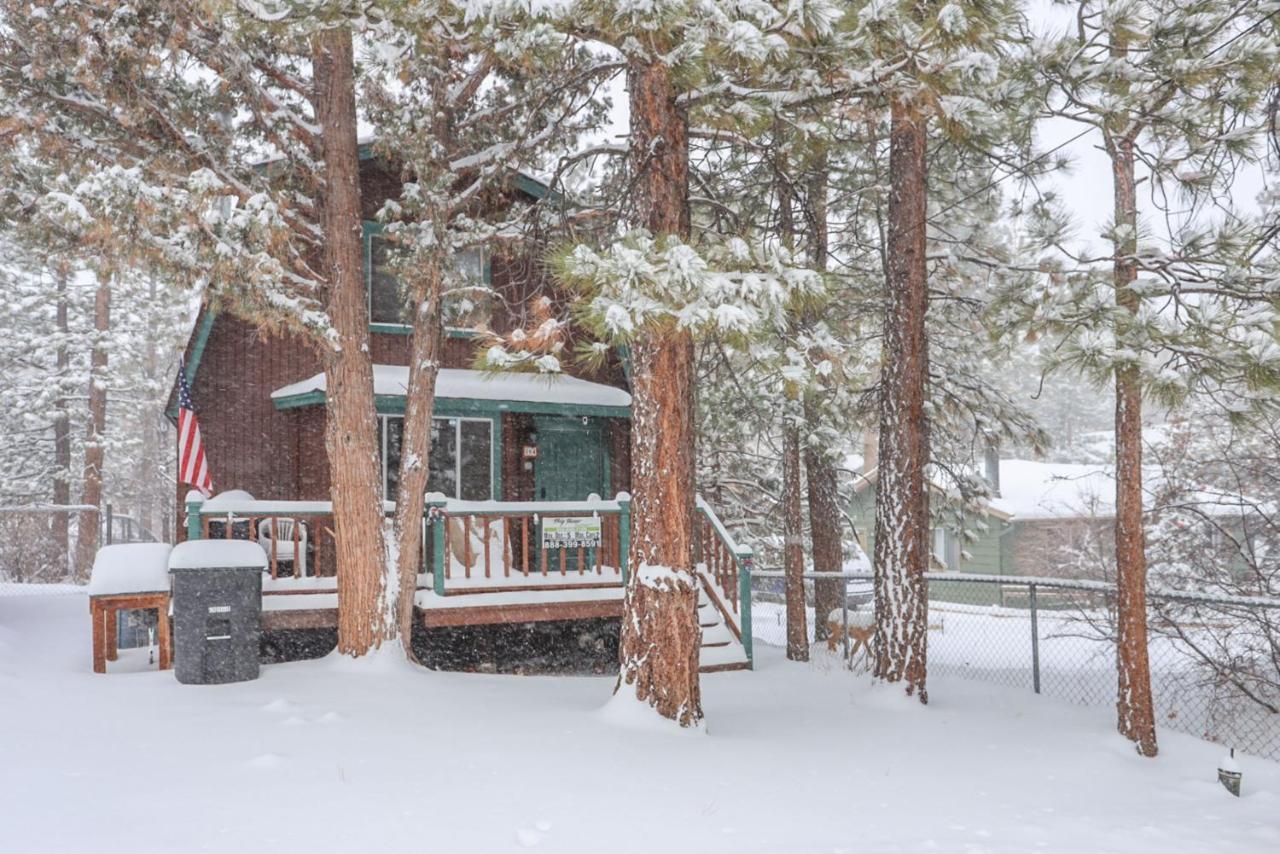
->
697, 579, 750, 673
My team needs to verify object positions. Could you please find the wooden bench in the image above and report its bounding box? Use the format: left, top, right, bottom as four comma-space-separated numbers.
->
90, 592, 172, 674
88, 544, 174, 674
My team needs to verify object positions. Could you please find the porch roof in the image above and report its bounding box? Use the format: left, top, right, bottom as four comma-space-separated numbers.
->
270, 365, 631, 418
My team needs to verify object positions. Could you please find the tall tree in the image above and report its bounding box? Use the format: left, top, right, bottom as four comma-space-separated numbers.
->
1025, 0, 1279, 755
73, 271, 109, 580
312, 23, 393, 654
0, 1, 390, 652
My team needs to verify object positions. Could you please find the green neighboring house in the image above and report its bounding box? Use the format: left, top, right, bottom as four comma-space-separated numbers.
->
849, 468, 1013, 606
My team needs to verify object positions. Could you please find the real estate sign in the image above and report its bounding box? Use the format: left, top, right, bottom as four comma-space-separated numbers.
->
541, 516, 602, 550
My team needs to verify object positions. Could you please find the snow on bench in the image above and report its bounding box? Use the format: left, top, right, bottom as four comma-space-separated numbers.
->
89, 543, 173, 596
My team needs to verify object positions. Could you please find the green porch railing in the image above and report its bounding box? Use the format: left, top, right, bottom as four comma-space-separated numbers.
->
426, 494, 629, 593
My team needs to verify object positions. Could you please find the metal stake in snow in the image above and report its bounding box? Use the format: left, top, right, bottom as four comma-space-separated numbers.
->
1217, 749, 1241, 797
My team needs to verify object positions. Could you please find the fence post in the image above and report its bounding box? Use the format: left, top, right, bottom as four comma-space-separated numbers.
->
737, 550, 753, 669
184, 494, 204, 541
1030, 582, 1041, 695
842, 594, 850, 663
104, 503, 113, 545
616, 492, 631, 584
428, 494, 447, 596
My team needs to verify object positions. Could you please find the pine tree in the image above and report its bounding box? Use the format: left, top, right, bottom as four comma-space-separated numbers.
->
851, 0, 1029, 701
1020, 0, 1279, 755
0, 1, 391, 654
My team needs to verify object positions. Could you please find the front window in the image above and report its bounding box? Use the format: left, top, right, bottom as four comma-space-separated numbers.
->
378, 415, 492, 501
366, 228, 489, 327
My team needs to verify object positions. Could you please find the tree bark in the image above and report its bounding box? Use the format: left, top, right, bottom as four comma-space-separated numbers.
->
805, 432, 843, 642
802, 155, 843, 641
73, 272, 110, 581
782, 420, 808, 660
615, 58, 702, 727
1111, 130, 1158, 758
52, 260, 71, 573
393, 263, 444, 655
872, 98, 930, 702
313, 26, 392, 656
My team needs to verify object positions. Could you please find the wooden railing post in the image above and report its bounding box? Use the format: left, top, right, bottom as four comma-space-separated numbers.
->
616, 492, 631, 584
737, 549, 754, 669
184, 493, 204, 541
427, 494, 448, 595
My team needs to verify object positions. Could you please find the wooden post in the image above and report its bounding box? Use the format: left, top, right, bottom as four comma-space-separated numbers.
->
105, 607, 119, 661
90, 599, 106, 674
429, 497, 448, 595
463, 515, 472, 579
522, 516, 529, 577
617, 492, 630, 584
185, 494, 204, 541
483, 517, 491, 579
738, 551, 754, 668
502, 517, 511, 578
268, 516, 278, 579
157, 596, 172, 671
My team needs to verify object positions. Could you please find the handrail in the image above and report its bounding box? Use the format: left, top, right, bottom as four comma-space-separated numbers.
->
694, 496, 754, 668
694, 494, 753, 558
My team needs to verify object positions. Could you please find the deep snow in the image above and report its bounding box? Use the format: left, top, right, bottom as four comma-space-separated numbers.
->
1, 589, 1277, 854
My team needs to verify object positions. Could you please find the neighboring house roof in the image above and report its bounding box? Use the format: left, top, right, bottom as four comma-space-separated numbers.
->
850, 458, 1254, 524
270, 365, 631, 418
990, 460, 1116, 521
850, 466, 1014, 522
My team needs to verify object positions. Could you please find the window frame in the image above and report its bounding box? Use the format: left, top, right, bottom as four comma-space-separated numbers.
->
377, 413, 495, 502
363, 220, 491, 333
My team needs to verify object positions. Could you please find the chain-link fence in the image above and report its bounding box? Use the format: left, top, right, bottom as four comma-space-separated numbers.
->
749, 570, 1280, 762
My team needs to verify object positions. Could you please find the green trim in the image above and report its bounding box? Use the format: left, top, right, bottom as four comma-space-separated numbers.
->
274, 390, 629, 419
370, 324, 485, 339
167, 310, 218, 419
512, 172, 562, 205
273, 390, 328, 411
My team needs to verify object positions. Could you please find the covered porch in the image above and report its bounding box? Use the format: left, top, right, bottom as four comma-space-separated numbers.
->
183, 493, 754, 671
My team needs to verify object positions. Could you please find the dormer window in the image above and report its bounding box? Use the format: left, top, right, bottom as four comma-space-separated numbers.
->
365, 222, 490, 329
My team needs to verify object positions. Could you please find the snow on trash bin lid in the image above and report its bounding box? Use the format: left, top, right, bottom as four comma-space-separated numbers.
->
168, 540, 269, 571
89, 543, 174, 595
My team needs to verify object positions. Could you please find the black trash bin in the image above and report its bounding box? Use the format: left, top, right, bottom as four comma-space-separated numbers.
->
168, 540, 267, 685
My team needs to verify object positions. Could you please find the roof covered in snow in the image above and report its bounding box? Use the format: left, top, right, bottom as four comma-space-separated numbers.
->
89, 543, 173, 596
271, 366, 631, 413
989, 460, 1117, 521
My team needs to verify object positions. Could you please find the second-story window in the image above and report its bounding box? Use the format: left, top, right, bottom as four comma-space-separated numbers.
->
368, 234, 408, 324
366, 226, 489, 327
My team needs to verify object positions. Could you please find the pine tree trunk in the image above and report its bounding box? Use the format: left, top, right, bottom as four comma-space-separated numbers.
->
614, 58, 702, 727
872, 99, 929, 702
393, 265, 444, 655
783, 420, 808, 660
805, 432, 843, 642
313, 26, 392, 656
802, 157, 843, 641
52, 261, 71, 572
1111, 130, 1158, 757
73, 273, 110, 581
139, 277, 159, 538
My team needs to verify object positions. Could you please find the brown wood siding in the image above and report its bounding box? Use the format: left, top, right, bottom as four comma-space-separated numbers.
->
177, 159, 632, 530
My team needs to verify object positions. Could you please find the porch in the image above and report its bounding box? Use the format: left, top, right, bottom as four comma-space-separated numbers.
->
184, 493, 754, 671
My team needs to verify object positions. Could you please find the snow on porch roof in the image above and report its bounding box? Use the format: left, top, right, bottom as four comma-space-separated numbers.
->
271, 365, 631, 416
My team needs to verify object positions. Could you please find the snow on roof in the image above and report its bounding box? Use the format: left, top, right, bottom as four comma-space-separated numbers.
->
990, 460, 1117, 521
169, 540, 268, 571
89, 544, 174, 596
272, 366, 631, 410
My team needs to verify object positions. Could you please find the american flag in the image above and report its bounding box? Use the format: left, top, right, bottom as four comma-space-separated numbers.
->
176, 361, 213, 496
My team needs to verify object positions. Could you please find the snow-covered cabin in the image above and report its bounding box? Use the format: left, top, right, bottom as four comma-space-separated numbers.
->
164, 151, 751, 672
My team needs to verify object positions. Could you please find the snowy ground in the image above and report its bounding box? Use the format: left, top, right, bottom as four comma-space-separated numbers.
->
2, 589, 1278, 854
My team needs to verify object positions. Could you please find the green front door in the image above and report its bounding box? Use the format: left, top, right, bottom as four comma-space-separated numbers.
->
534, 416, 608, 501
